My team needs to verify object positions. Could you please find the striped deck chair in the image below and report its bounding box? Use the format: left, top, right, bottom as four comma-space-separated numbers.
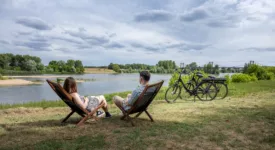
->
119, 80, 164, 126
46, 79, 104, 126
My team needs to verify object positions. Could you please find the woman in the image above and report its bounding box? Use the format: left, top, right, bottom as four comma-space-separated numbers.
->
63, 77, 112, 118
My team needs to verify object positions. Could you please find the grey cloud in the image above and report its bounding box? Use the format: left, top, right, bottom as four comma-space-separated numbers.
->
109, 33, 117, 38
180, 8, 209, 22
77, 45, 92, 49
16, 16, 52, 30
134, 10, 174, 22
167, 42, 210, 51
15, 41, 51, 51
51, 36, 83, 44
66, 30, 110, 45
85, 36, 109, 45
55, 48, 72, 53
17, 31, 33, 36
105, 42, 125, 49
29, 36, 48, 42
207, 14, 241, 28
239, 47, 275, 52
0, 40, 9, 45
131, 42, 160, 52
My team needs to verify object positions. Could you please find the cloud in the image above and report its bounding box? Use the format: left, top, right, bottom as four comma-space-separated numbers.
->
131, 42, 160, 52
51, 36, 83, 45
239, 47, 275, 52
166, 42, 210, 51
0, 40, 9, 45
105, 42, 125, 49
65, 29, 110, 46
180, 8, 209, 22
17, 31, 33, 36
16, 16, 52, 30
134, 10, 174, 22
14, 41, 51, 51
207, 14, 241, 28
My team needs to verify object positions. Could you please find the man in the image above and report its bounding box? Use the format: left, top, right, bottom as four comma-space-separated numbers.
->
113, 71, 151, 111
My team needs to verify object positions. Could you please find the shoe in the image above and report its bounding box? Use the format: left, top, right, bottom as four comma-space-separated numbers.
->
105, 112, 112, 118
96, 110, 105, 117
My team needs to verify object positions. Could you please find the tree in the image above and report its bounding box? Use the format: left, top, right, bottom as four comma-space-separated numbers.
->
112, 64, 120, 73
214, 64, 220, 74
66, 59, 75, 67
75, 60, 84, 73
108, 63, 113, 69
189, 62, 198, 71
36, 63, 44, 71
57, 60, 66, 72
24, 60, 37, 71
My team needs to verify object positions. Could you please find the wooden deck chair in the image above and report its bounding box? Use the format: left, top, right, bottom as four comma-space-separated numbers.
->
46, 79, 104, 126
118, 80, 164, 126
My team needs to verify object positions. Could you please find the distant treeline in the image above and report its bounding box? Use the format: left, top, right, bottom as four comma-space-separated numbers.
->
0, 53, 84, 75
107, 61, 243, 74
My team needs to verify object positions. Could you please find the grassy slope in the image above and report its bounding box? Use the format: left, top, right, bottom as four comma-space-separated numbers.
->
0, 80, 275, 149
1, 80, 275, 109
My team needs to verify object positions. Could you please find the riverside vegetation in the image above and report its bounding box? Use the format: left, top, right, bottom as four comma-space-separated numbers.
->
0, 53, 85, 75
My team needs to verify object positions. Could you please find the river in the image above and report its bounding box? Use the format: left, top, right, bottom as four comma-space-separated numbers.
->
0, 73, 233, 104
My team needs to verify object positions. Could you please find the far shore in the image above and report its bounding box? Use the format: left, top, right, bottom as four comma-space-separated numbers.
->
0, 79, 42, 86
4, 75, 71, 78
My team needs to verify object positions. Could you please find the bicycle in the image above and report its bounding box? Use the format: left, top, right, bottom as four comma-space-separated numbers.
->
187, 72, 228, 100
165, 69, 218, 103
207, 75, 228, 99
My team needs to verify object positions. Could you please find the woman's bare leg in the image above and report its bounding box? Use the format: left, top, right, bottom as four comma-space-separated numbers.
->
97, 95, 108, 112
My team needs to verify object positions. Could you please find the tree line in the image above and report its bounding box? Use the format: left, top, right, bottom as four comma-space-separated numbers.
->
107, 61, 243, 74
108, 60, 177, 74
0, 53, 84, 75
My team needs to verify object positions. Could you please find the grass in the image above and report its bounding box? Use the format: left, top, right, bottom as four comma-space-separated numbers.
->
1, 91, 275, 149
1, 80, 275, 110
84, 68, 115, 74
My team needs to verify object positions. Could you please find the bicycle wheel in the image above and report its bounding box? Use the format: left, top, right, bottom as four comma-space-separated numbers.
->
165, 84, 181, 103
179, 83, 194, 100
215, 83, 228, 99
196, 82, 218, 101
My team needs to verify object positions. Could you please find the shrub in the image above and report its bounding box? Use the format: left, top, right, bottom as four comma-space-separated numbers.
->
266, 72, 274, 80
231, 73, 257, 83
224, 74, 231, 85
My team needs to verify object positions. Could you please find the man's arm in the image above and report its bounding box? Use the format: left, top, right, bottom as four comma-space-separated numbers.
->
127, 87, 142, 106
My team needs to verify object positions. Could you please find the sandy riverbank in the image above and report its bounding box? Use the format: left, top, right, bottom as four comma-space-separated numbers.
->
4, 75, 69, 78
0, 79, 41, 86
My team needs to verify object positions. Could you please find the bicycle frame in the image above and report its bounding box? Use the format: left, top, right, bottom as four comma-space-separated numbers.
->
174, 70, 209, 96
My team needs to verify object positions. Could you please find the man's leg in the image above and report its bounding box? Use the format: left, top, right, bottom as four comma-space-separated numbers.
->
112, 95, 125, 109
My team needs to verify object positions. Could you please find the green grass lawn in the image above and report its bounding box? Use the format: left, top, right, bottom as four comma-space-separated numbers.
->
0, 80, 275, 149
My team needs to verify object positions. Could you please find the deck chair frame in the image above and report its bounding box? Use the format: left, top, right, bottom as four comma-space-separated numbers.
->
118, 80, 164, 126
46, 79, 104, 126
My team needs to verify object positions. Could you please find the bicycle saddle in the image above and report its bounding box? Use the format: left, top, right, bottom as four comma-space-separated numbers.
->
196, 73, 203, 78
208, 75, 216, 79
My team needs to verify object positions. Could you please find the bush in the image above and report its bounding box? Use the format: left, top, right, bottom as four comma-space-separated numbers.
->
224, 75, 231, 85
266, 72, 274, 80
231, 73, 257, 83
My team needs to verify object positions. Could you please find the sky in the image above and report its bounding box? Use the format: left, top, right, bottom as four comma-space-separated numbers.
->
0, 0, 275, 67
